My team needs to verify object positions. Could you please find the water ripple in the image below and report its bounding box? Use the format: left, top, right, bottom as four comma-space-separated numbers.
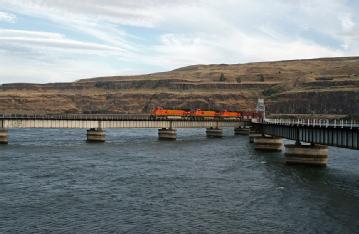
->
0, 129, 359, 233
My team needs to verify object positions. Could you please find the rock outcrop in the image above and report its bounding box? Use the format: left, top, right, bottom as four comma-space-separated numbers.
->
0, 57, 358, 117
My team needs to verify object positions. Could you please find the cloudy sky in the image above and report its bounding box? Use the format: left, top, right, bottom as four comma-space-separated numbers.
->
0, 0, 358, 84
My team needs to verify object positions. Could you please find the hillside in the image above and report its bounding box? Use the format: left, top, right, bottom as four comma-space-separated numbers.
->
0, 57, 359, 117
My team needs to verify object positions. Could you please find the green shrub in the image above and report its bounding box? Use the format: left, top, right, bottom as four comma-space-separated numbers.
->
219, 73, 226, 82
258, 74, 265, 82
263, 85, 285, 96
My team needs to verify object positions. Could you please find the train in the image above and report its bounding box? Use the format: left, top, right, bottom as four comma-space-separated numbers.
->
150, 107, 260, 120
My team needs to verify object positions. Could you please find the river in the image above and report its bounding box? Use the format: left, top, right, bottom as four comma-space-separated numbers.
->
0, 128, 358, 233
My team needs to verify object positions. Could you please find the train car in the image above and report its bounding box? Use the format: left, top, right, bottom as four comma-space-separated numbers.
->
218, 111, 241, 118
190, 109, 217, 120
241, 111, 260, 120
240, 112, 250, 120
150, 107, 260, 121
191, 110, 217, 117
151, 108, 190, 120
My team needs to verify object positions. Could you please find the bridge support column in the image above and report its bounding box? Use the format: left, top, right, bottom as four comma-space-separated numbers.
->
206, 128, 223, 138
0, 129, 8, 144
249, 133, 263, 143
285, 144, 328, 166
234, 127, 250, 135
87, 128, 105, 142
254, 136, 283, 151
249, 129, 263, 143
158, 128, 176, 140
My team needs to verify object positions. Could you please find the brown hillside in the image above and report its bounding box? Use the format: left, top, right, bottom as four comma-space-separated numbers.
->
0, 57, 358, 116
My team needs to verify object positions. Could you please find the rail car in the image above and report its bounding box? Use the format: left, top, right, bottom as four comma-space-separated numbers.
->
190, 110, 217, 120
241, 111, 261, 120
219, 111, 241, 118
150, 108, 258, 120
151, 108, 190, 118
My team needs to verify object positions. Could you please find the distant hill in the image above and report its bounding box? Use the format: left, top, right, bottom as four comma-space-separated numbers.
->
1, 56, 359, 117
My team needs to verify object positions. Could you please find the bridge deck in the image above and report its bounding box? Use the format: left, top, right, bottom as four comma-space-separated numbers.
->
0, 114, 245, 121
0, 114, 246, 129
254, 122, 359, 150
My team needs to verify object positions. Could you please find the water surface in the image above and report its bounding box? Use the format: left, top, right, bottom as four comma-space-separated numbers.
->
1, 128, 358, 233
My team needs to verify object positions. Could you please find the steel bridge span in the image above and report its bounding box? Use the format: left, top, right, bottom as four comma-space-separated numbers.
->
249, 119, 359, 166
2, 114, 358, 167
0, 114, 245, 129
0, 114, 249, 143
254, 122, 359, 150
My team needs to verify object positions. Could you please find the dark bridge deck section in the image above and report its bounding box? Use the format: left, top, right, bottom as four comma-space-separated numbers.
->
253, 122, 359, 150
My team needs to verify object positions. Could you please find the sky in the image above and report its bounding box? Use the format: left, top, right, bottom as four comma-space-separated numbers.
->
0, 0, 358, 84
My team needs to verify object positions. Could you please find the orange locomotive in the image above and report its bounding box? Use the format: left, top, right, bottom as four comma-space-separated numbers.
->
151, 108, 190, 117
150, 108, 190, 120
150, 107, 245, 120
219, 111, 241, 118
191, 110, 217, 117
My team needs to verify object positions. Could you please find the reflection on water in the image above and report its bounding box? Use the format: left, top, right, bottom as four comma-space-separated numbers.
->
0, 128, 358, 233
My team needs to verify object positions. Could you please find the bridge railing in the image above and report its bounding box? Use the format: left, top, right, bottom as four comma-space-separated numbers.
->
0, 114, 248, 122
252, 119, 359, 150
0, 114, 152, 121
263, 118, 359, 129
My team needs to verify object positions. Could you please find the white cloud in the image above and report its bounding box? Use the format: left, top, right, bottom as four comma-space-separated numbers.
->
0, 29, 63, 39
0, 57, 126, 84
0, 29, 133, 84
0, 0, 198, 27
0, 11, 16, 23
0, 0, 357, 83
340, 14, 355, 31
140, 31, 343, 70
0, 29, 125, 53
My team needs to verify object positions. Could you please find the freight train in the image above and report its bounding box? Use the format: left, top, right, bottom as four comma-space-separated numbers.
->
150, 107, 260, 120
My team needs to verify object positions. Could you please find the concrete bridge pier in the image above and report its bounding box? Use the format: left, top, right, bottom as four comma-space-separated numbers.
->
158, 128, 176, 140
206, 128, 223, 138
249, 132, 263, 143
285, 143, 328, 166
87, 128, 105, 142
234, 127, 250, 135
254, 136, 283, 151
0, 129, 8, 144
248, 128, 263, 143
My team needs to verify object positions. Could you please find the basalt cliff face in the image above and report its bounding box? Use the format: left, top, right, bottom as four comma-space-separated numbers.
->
0, 57, 358, 117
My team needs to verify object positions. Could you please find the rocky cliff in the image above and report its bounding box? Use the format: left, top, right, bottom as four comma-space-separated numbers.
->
0, 57, 358, 117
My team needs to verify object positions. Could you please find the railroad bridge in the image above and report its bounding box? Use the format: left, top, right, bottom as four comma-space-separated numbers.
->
244, 98, 359, 166
1, 113, 358, 167
250, 119, 359, 166
0, 114, 249, 142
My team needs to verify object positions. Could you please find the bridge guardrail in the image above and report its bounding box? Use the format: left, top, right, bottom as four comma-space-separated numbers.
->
0, 114, 247, 122
264, 118, 359, 129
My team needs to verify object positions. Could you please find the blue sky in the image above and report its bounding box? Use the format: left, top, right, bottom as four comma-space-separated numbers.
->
0, 0, 358, 84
